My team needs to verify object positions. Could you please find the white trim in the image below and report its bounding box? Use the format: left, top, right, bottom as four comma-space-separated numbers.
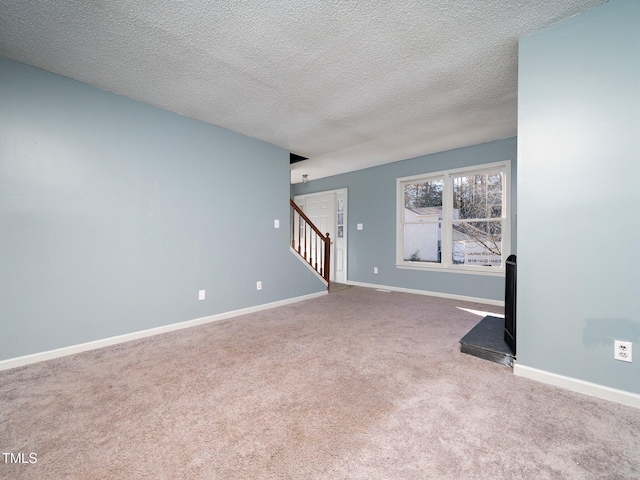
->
290, 246, 329, 286
395, 263, 506, 277
345, 280, 504, 306
0, 291, 328, 372
398, 161, 511, 183
514, 364, 640, 409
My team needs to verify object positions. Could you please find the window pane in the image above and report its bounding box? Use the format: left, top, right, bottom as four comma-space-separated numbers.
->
452, 221, 502, 266
453, 171, 502, 219
403, 223, 441, 263
337, 213, 344, 225
338, 199, 344, 212
338, 226, 344, 238
404, 179, 443, 210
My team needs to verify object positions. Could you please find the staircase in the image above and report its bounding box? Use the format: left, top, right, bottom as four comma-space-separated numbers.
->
290, 199, 331, 290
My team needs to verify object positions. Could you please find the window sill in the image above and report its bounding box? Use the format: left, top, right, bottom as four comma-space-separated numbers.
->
395, 263, 505, 276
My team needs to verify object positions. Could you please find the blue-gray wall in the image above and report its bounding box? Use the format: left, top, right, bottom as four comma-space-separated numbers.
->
0, 57, 324, 362
518, 0, 640, 393
292, 137, 517, 302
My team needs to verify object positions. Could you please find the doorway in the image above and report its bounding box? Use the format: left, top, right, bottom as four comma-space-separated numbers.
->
293, 189, 347, 284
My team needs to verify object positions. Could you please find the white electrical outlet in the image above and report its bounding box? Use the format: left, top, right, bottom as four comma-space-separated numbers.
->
256, 281, 262, 291
198, 290, 206, 300
274, 219, 279, 228
614, 340, 632, 363
357, 223, 363, 230
374, 267, 378, 274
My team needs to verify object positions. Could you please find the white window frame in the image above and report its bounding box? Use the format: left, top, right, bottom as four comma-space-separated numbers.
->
396, 160, 511, 276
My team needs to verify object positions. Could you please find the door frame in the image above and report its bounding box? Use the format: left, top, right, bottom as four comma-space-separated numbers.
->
294, 188, 348, 284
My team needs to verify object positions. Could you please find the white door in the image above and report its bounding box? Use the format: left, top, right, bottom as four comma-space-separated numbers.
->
294, 189, 347, 284
305, 192, 335, 282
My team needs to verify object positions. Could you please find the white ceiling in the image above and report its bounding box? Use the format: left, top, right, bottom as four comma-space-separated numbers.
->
0, 0, 606, 183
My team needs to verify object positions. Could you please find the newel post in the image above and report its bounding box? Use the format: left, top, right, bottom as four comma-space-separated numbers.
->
324, 233, 331, 290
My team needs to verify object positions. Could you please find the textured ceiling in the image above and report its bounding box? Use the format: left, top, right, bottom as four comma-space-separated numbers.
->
0, 0, 606, 183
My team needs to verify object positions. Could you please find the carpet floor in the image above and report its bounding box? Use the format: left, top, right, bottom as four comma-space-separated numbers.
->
1, 287, 639, 479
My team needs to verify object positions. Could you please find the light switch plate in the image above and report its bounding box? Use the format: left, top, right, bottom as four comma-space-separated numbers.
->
357, 223, 363, 230
274, 219, 279, 228
198, 290, 206, 300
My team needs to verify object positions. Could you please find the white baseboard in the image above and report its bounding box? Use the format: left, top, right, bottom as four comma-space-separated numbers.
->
0, 291, 328, 372
345, 280, 504, 307
514, 364, 640, 409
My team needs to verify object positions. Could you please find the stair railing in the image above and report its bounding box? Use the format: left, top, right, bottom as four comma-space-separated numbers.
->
290, 199, 330, 289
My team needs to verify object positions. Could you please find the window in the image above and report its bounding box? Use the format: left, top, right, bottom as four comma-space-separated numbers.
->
396, 161, 510, 275
337, 198, 344, 238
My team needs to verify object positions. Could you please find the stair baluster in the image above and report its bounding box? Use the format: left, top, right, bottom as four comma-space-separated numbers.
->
290, 199, 331, 291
